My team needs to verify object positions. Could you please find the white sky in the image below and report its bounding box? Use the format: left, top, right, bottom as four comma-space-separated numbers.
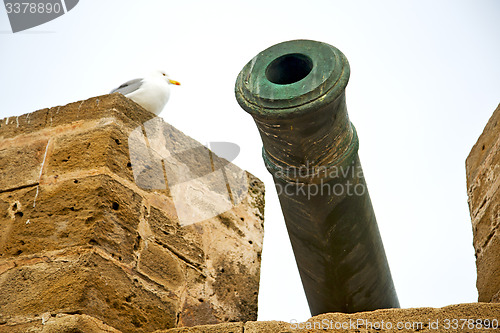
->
1, 0, 499, 323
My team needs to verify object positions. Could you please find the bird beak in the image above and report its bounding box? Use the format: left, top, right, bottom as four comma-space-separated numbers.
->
169, 79, 181, 86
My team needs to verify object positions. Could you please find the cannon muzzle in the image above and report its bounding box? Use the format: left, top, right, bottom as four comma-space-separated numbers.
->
235, 39, 399, 315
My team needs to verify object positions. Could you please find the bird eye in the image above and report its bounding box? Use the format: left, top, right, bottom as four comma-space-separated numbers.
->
162, 73, 166, 76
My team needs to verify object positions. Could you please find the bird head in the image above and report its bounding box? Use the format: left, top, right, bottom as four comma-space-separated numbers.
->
158, 70, 181, 86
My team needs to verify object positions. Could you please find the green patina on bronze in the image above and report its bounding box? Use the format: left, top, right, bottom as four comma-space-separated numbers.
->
235, 39, 400, 315
236, 39, 349, 114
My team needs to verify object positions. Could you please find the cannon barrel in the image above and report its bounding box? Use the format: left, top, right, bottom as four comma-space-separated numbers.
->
235, 40, 399, 315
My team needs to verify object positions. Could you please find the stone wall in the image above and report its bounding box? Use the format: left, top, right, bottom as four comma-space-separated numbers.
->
0, 94, 265, 332
466, 103, 500, 303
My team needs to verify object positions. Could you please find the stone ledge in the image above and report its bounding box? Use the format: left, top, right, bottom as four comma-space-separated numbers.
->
0, 313, 122, 333
156, 303, 500, 333
2, 303, 498, 332
0, 93, 154, 141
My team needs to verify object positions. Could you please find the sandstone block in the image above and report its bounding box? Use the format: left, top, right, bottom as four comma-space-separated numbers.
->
0, 137, 48, 191
45, 123, 136, 183
0, 249, 177, 332
0, 175, 143, 263
475, 230, 500, 302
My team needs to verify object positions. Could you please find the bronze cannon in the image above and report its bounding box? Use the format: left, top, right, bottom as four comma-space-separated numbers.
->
235, 39, 399, 315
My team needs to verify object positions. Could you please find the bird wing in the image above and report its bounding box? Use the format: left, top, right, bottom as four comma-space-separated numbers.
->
110, 78, 144, 95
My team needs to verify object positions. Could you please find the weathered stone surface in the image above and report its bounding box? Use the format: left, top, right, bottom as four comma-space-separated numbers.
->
143, 175, 265, 327
0, 107, 49, 141
466, 103, 500, 302
0, 313, 123, 333
158, 322, 243, 333
157, 303, 500, 333
0, 137, 48, 191
0, 175, 143, 262
243, 321, 290, 333
0, 94, 265, 332
0, 94, 154, 140
476, 232, 500, 303
45, 122, 136, 183
0, 249, 177, 332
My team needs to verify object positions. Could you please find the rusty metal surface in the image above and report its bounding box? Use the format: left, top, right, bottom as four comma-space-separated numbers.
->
235, 39, 399, 315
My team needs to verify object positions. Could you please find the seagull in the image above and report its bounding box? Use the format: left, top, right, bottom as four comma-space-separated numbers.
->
110, 70, 180, 115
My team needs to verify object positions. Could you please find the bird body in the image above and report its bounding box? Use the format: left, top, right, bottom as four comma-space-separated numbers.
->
110, 71, 180, 115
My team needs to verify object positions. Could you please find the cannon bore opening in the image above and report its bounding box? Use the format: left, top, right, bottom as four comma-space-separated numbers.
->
265, 53, 313, 85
